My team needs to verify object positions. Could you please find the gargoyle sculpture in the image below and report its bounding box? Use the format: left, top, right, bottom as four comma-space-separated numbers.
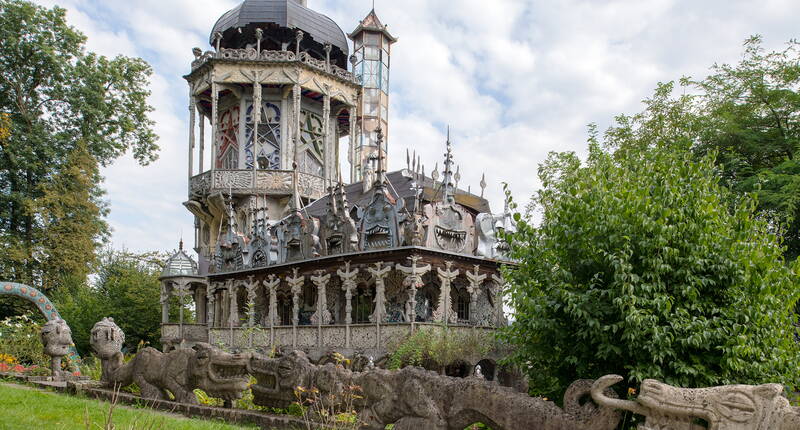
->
591, 374, 800, 430
40, 318, 74, 380
90, 319, 250, 406
250, 350, 621, 430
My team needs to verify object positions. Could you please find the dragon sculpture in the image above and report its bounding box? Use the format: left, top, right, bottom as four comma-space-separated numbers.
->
591, 374, 800, 430
89, 318, 251, 406
249, 350, 621, 430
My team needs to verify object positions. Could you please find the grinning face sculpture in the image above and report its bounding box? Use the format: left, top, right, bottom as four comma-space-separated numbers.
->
250, 351, 316, 408
424, 202, 475, 254
40, 319, 73, 359
360, 190, 401, 250
90, 317, 125, 359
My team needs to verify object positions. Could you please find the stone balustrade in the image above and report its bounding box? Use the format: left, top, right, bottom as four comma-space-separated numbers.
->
189, 169, 326, 200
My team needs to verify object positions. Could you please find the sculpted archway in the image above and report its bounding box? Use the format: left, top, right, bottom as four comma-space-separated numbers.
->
1, 282, 82, 367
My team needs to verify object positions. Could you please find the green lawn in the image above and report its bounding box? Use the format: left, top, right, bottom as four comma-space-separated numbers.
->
0, 382, 257, 430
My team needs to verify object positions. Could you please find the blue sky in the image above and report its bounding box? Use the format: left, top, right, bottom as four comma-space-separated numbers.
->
32, 0, 800, 255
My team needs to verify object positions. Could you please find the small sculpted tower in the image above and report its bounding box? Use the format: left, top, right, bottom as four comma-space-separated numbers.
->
348, 9, 397, 183
183, 0, 361, 274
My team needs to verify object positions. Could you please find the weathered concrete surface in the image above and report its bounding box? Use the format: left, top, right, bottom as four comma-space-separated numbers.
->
40, 318, 73, 380
592, 374, 800, 430
250, 350, 621, 430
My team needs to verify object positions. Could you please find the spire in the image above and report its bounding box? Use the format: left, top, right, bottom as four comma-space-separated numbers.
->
442, 126, 456, 204
290, 162, 302, 213
374, 127, 387, 187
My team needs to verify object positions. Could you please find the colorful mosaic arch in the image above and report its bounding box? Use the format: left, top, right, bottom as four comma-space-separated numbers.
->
1, 282, 82, 368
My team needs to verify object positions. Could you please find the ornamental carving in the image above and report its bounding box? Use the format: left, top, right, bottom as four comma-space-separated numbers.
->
214, 171, 253, 190
256, 171, 293, 192
190, 172, 212, 196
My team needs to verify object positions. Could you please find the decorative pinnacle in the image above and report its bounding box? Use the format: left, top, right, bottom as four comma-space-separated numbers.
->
480, 173, 487, 198
442, 126, 456, 204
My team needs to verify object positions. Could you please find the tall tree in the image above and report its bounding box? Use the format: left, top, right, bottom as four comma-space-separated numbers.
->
0, 0, 157, 291
502, 140, 800, 400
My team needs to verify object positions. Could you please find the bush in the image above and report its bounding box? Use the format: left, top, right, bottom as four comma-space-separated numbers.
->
388, 326, 494, 372
0, 314, 48, 367
501, 141, 800, 399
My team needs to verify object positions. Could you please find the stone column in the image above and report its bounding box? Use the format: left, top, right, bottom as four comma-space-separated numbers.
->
206, 284, 216, 327
491, 274, 507, 327
466, 266, 487, 326
286, 268, 304, 348
434, 261, 459, 325
252, 81, 262, 172
189, 95, 196, 178
322, 93, 331, 180
246, 276, 258, 327
348, 102, 357, 183
228, 280, 239, 328
396, 256, 431, 330
264, 275, 280, 347
337, 261, 358, 348
211, 72, 219, 173
311, 271, 332, 347
292, 83, 302, 166
367, 262, 390, 324
160, 282, 171, 324
195, 283, 207, 325
198, 106, 205, 173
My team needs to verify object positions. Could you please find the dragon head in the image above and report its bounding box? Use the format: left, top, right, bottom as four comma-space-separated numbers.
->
190, 343, 251, 402
250, 350, 316, 408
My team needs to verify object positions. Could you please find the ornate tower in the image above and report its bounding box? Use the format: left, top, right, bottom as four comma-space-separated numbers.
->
183, 0, 361, 274
348, 9, 397, 183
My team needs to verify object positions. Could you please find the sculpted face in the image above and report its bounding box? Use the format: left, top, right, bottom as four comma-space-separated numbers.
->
250, 351, 314, 408
434, 205, 469, 252
361, 192, 399, 250
41, 319, 73, 358
190, 343, 251, 401
90, 317, 124, 359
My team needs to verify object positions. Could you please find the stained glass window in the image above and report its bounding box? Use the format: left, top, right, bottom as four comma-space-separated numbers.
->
299, 109, 324, 176
217, 106, 240, 169
245, 101, 281, 170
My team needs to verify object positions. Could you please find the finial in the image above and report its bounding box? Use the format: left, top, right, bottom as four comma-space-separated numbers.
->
442, 127, 456, 204
480, 173, 487, 198
255, 28, 264, 52
454, 165, 461, 190
406, 148, 411, 171
179, 239, 184, 251
431, 163, 439, 184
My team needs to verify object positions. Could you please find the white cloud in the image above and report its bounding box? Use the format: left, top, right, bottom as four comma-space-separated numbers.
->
32, 0, 800, 253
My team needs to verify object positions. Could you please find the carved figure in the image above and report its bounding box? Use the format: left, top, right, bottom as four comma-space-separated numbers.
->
40, 318, 74, 380
360, 183, 403, 250
250, 351, 621, 430
91, 320, 250, 406
592, 375, 800, 430
475, 204, 516, 260
320, 183, 358, 255
425, 202, 475, 253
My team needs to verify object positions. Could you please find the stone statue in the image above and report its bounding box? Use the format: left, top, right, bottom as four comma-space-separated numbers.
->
591, 374, 800, 430
249, 350, 621, 430
90, 319, 250, 406
40, 318, 74, 380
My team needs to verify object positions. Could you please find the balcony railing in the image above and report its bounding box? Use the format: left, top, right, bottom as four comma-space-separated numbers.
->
191, 49, 359, 84
189, 169, 326, 200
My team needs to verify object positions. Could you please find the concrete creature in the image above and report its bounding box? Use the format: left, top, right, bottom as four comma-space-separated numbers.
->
591, 375, 800, 430
90, 319, 250, 406
40, 318, 74, 380
250, 351, 621, 430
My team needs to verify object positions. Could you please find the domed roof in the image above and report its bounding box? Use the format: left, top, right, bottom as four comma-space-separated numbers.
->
161, 242, 198, 278
210, 0, 348, 55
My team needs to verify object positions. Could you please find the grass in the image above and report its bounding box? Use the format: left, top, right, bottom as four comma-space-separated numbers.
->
0, 382, 257, 430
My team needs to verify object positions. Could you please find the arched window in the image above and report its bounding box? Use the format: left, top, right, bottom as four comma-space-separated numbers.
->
245, 101, 281, 170
456, 288, 470, 322
217, 106, 240, 169
299, 109, 324, 176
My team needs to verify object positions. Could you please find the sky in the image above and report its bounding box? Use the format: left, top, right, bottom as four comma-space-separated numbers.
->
31, 0, 800, 255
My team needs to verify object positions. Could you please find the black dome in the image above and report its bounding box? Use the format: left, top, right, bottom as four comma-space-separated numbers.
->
210, 0, 349, 56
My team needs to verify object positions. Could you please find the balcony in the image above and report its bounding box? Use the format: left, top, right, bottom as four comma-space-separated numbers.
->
189, 169, 326, 200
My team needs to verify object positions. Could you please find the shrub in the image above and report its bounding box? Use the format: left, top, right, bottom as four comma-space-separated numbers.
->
0, 314, 49, 367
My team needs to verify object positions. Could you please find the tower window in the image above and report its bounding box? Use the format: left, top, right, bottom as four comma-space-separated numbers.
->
299, 109, 324, 176
245, 101, 281, 170
217, 106, 240, 169
456, 289, 470, 322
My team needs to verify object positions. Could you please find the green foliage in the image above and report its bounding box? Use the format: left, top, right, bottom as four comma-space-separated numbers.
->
0, 0, 157, 295
605, 36, 800, 260
388, 326, 494, 371
501, 139, 800, 399
54, 249, 177, 355
0, 314, 48, 367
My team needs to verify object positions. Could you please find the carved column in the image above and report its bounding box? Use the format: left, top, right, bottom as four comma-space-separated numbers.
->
252, 81, 262, 172
211, 75, 219, 173
348, 101, 357, 183
188, 95, 196, 178
396, 256, 431, 330
246, 276, 257, 327
160, 282, 171, 324
292, 83, 302, 166
206, 284, 216, 328
322, 93, 331, 180
311, 270, 332, 347
195, 283, 207, 325
466, 265, 487, 326
264, 275, 280, 347
228, 280, 239, 328
286, 268, 304, 347
491, 274, 507, 327
434, 261, 459, 325
367, 262, 390, 324
337, 261, 358, 348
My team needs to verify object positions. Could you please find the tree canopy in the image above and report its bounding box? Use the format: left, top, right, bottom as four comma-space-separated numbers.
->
0, 0, 157, 294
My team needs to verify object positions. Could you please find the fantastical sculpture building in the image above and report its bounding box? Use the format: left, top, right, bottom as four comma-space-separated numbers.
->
161, 0, 516, 380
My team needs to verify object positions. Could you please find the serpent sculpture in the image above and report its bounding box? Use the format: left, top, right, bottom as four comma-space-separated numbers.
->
249, 350, 621, 430
591, 374, 800, 430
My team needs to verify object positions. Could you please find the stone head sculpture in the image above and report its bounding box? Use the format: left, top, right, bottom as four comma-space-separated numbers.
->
40, 318, 73, 379
90, 317, 125, 383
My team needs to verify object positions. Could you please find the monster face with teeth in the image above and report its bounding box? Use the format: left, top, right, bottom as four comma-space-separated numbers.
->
359, 188, 402, 250
424, 202, 475, 253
